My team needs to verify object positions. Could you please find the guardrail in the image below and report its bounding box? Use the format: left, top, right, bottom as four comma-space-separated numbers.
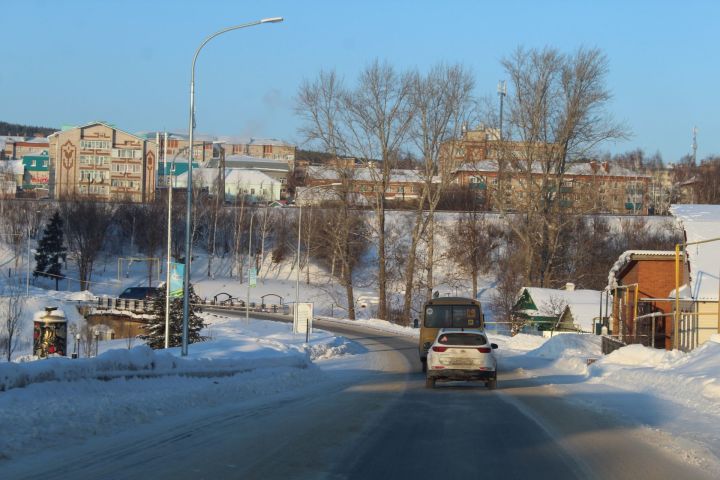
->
91, 296, 290, 316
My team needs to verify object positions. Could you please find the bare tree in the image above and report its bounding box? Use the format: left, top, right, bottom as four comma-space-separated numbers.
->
496, 47, 627, 287
490, 240, 525, 335
62, 198, 112, 290
0, 281, 25, 362
448, 211, 502, 298
401, 63, 475, 321
297, 63, 415, 319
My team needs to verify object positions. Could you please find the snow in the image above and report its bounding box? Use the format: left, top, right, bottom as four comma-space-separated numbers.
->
0, 314, 360, 459
456, 159, 649, 178
670, 204, 720, 300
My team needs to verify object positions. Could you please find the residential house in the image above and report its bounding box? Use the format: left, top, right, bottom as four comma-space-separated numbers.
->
48, 122, 157, 203
670, 204, 720, 350
607, 250, 683, 349
512, 284, 604, 335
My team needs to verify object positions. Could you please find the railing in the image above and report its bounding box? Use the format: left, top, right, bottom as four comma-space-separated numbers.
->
91, 296, 290, 315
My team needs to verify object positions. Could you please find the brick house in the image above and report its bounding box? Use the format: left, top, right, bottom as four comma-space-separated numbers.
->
607, 251, 685, 349
305, 165, 425, 203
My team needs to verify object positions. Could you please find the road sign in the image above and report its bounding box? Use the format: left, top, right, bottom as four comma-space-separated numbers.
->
294, 302, 313, 334
249, 267, 257, 287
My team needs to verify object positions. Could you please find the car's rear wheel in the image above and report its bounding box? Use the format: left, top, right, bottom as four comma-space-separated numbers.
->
425, 377, 435, 389
486, 374, 497, 390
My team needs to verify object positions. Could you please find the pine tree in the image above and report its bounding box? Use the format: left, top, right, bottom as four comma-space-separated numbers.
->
141, 284, 207, 349
34, 211, 67, 290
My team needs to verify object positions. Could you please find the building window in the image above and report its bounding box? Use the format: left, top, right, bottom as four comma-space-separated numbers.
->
263, 145, 272, 155
80, 140, 111, 150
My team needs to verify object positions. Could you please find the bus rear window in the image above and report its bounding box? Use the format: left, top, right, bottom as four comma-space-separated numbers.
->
424, 305, 481, 328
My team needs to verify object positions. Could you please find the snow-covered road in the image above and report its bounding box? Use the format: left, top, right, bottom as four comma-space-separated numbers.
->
1, 316, 716, 480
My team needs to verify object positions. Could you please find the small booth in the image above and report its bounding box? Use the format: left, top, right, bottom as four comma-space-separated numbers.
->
33, 306, 68, 358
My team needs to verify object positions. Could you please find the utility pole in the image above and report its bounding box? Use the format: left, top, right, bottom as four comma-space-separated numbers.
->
497, 80, 507, 140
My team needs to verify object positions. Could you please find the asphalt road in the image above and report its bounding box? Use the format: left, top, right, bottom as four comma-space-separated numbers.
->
1, 317, 714, 480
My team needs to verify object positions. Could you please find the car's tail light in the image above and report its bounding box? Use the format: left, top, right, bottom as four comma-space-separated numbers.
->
432, 346, 447, 352
477, 347, 491, 353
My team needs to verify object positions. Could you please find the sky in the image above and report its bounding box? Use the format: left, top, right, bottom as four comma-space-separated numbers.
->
2, 0, 718, 163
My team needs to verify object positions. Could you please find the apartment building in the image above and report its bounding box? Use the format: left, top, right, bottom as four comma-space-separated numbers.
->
216, 136, 296, 170
49, 122, 156, 203
454, 160, 650, 215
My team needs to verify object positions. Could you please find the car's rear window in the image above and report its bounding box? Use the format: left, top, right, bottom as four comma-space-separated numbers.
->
424, 305, 481, 328
437, 333, 487, 346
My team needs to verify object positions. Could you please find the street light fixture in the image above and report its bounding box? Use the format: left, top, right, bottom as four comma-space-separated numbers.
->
181, 17, 284, 356
293, 183, 341, 342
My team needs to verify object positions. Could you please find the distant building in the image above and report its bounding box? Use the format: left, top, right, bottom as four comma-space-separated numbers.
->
305, 165, 425, 203
215, 136, 296, 170
22, 154, 50, 189
512, 284, 604, 334
0, 135, 49, 160
454, 159, 650, 215
175, 167, 281, 202
48, 122, 157, 203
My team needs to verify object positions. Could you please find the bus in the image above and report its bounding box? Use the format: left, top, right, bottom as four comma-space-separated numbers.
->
418, 296, 484, 371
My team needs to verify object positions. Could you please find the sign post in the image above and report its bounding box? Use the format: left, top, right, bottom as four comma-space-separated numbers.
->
294, 302, 314, 339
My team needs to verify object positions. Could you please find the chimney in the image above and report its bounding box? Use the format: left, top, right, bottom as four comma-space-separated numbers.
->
565, 282, 575, 291
601, 161, 610, 173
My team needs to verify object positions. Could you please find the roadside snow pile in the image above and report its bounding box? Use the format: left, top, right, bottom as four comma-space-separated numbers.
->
0, 345, 310, 392
320, 316, 420, 337
492, 333, 547, 352
589, 335, 720, 415
308, 336, 366, 360
527, 334, 601, 359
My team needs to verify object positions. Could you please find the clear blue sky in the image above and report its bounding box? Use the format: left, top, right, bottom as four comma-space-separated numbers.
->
2, 0, 718, 163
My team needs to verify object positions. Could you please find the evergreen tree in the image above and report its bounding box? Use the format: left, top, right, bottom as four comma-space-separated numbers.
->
141, 284, 207, 349
34, 211, 67, 290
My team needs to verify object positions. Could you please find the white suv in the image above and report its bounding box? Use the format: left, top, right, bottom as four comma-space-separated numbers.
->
426, 329, 498, 389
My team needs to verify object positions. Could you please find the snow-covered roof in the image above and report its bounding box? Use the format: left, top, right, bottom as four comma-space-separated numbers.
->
522, 287, 604, 332
33, 307, 66, 323
456, 160, 648, 178
214, 155, 290, 172
607, 250, 677, 289
307, 166, 424, 183
670, 204, 720, 301
176, 168, 279, 187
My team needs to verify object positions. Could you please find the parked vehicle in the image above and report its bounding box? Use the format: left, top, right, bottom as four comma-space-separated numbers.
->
418, 297, 484, 372
119, 287, 160, 300
425, 329, 498, 389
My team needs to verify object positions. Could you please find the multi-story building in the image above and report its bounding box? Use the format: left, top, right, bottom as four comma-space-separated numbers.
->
48, 122, 157, 203
454, 159, 650, 215
0, 135, 49, 159
216, 136, 296, 170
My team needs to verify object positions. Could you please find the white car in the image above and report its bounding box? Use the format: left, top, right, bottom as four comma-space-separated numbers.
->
425, 329, 498, 389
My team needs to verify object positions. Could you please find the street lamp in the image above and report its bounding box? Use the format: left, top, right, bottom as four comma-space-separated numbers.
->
182, 17, 284, 356
293, 183, 341, 342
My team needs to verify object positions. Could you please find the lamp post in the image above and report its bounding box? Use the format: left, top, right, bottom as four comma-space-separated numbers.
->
246, 212, 255, 321
293, 183, 341, 341
181, 17, 284, 356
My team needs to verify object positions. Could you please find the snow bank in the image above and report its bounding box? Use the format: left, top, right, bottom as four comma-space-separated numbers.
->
527, 333, 601, 359
319, 316, 420, 337
0, 344, 310, 392
589, 335, 720, 412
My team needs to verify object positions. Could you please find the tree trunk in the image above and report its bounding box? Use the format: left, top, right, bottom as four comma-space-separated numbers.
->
425, 214, 435, 300
377, 200, 387, 319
